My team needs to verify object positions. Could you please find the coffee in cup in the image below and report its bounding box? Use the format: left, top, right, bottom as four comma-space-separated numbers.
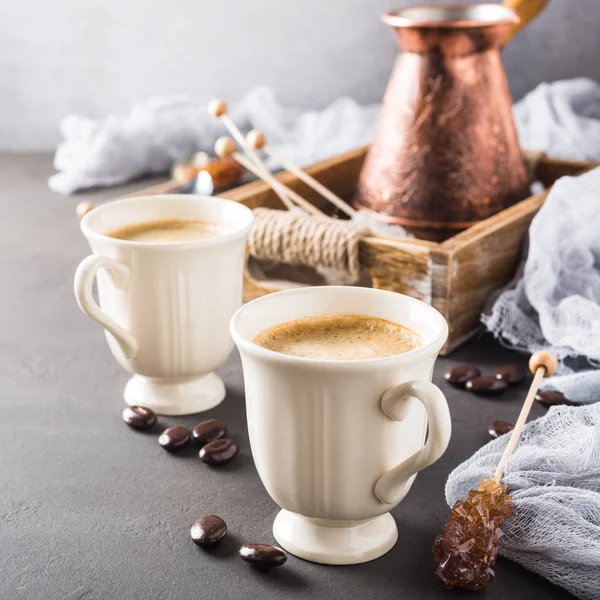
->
106, 219, 227, 243
74, 194, 253, 415
252, 314, 422, 360
231, 286, 451, 565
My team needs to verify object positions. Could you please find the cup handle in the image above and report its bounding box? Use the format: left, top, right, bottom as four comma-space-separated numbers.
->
374, 380, 451, 505
74, 255, 138, 359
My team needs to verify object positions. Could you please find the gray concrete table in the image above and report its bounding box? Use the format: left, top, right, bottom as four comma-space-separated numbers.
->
0, 154, 572, 600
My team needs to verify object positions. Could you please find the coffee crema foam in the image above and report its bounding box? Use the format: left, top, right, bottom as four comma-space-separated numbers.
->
106, 219, 226, 243
252, 314, 422, 360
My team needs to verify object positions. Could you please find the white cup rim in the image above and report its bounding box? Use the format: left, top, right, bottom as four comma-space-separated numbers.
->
80, 194, 254, 250
230, 286, 448, 369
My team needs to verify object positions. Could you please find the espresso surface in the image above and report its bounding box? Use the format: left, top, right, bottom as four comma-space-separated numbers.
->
106, 219, 225, 243
253, 313, 422, 360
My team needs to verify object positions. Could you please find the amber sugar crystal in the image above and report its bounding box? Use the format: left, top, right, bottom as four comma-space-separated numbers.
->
433, 478, 513, 591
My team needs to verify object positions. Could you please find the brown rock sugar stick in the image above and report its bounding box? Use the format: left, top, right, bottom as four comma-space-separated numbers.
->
433, 351, 557, 591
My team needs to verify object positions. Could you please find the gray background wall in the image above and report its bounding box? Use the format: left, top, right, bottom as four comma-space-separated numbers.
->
1, 0, 598, 151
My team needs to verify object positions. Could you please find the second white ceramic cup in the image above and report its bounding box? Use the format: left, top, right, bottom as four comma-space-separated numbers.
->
74, 194, 253, 415
231, 286, 451, 565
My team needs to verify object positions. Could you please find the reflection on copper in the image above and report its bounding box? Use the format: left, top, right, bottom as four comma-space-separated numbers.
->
354, 4, 529, 241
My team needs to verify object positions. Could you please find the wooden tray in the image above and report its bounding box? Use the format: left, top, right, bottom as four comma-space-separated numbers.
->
124, 147, 594, 354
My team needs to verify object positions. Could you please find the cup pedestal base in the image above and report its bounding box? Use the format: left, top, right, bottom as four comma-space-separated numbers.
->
124, 373, 225, 416
273, 509, 398, 565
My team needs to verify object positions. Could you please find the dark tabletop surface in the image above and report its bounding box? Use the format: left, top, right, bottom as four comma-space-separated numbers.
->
0, 154, 573, 600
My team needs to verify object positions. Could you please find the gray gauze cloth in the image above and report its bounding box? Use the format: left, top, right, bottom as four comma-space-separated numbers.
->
446, 403, 600, 600
50, 77, 600, 195
482, 165, 600, 404
456, 78, 600, 600
484, 78, 600, 404
48, 86, 379, 194
514, 78, 600, 162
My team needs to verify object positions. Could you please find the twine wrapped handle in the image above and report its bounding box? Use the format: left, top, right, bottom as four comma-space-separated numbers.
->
248, 208, 370, 277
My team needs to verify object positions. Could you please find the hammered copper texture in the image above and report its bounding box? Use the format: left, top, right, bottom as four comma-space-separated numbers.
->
354, 7, 530, 241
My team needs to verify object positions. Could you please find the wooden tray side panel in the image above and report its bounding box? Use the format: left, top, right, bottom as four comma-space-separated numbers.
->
535, 157, 596, 188
442, 190, 548, 350
360, 238, 432, 303
430, 248, 452, 354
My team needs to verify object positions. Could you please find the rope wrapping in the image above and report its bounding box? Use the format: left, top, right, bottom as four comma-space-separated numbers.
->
248, 154, 542, 280
248, 208, 369, 277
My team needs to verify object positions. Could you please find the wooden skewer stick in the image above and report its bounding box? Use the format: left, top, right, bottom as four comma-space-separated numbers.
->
493, 351, 558, 482
246, 130, 357, 218
214, 137, 323, 216
208, 99, 266, 167
208, 99, 295, 211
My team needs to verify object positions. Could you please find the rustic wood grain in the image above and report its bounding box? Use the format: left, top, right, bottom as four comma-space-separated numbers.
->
360, 237, 432, 303
441, 188, 553, 348
535, 157, 596, 188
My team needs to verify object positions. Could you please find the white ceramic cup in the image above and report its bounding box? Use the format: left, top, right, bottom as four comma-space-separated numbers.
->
231, 286, 451, 565
74, 194, 253, 415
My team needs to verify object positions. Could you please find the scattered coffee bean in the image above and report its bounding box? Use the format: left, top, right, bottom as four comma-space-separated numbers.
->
495, 363, 525, 384
488, 420, 514, 439
158, 425, 191, 451
122, 406, 157, 430
193, 419, 228, 446
76, 201, 95, 219
465, 376, 508, 395
190, 515, 227, 547
535, 390, 572, 407
239, 544, 287, 568
199, 439, 239, 465
444, 365, 481, 386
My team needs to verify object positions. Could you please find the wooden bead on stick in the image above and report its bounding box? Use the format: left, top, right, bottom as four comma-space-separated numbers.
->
208, 99, 228, 117
76, 201, 94, 219
246, 130, 266, 150
209, 102, 300, 213
215, 136, 237, 159
213, 137, 319, 215
172, 163, 199, 184
529, 351, 558, 377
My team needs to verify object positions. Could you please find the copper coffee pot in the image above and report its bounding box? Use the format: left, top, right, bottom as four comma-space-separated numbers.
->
354, 2, 548, 241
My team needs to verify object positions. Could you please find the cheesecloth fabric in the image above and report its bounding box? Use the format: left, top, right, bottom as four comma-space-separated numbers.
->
48, 86, 379, 195
446, 403, 600, 600
482, 166, 600, 404
49, 78, 600, 196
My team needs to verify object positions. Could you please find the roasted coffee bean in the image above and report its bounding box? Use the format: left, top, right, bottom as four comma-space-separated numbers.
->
122, 406, 157, 430
199, 439, 238, 465
190, 515, 227, 547
535, 390, 572, 407
158, 425, 191, 451
444, 365, 481, 386
239, 544, 287, 568
465, 376, 508, 395
495, 363, 525, 384
193, 419, 228, 446
488, 420, 514, 439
